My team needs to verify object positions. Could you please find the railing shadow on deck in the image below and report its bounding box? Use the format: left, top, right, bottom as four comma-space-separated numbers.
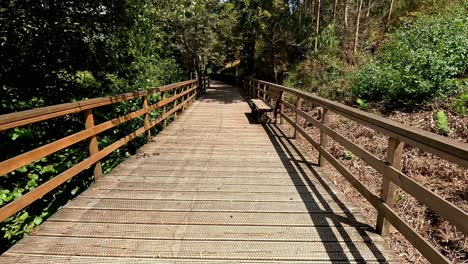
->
262, 122, 392, 263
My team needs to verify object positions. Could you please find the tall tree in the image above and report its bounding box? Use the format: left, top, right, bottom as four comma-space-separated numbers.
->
353, 0, 364, 53
315, 0, 322, 51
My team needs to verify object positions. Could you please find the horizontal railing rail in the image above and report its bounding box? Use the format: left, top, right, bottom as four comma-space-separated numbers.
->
0, 77, 210, 223
243, 77, 468, 264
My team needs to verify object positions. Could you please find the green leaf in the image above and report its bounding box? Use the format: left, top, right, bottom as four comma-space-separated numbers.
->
16, 166, 28, 173
71, 186, 80, 195
40, 164, 56, 174
33, 216, 43, 225
18, 212, 29, 221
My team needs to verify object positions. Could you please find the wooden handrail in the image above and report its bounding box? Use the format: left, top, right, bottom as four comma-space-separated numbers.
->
245, 78, 468, 168
244, 77, 468, 264
0, 77, 209, 223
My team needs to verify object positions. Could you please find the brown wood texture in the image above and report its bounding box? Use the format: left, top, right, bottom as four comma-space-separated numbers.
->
245, 78, 467, 263
376, 137, 404, 237
0, 84, 197, 177
83, 109, 103, 180
246, 78, 468, 168
265, 79, 468, 236
251, 99, 273, 111
0, 81, 396, 263
0, 82, 200, 223
0, 80, 197, 131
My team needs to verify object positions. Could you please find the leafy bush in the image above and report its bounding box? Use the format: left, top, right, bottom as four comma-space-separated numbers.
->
351, 4, 468, 106
452, 93, 468, 117
0, 0, 183, 253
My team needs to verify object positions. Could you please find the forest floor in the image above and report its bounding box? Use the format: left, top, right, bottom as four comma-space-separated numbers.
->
279, 106, 467, 264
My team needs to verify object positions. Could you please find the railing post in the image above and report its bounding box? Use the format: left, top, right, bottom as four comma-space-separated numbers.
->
318, 108, 330, 167
256, 82, 261, 99
173, 87, 178, 119
279, 92, 284, 124
83, 109, 103, 180
161, 91, 167, 129
293, 97, 303, 139
263, 85, 267, 100
204, 77, 207, 94
181, 85, 187, 112
142, 96, 151, 141
376, 137, 404, 238
251, 81, 254, 98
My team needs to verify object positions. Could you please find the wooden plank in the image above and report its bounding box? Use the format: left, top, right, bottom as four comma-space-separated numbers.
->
376, 137, 404, 237
8, 237, 395, 261
47, 208, 371, 228
0, 254, 399, 264
64, 198, 356, 213
142, 96, 151, 141
104, 176, 315, 185
34, 221, 379, 241
91, 182, 335, 194
83, 109, 103, 180
251, 99, 272, 111
78, 189, 338, 202
319, 108, 330, 166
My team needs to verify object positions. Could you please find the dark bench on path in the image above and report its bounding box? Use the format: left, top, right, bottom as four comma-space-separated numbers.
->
248, 87, 283, 123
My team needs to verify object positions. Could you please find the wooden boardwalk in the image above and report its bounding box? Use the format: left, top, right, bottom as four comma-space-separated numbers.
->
0, 82, 397, 263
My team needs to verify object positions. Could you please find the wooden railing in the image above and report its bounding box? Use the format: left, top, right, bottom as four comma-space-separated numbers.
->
243, 77, 468, 264
0, 77, 210, 223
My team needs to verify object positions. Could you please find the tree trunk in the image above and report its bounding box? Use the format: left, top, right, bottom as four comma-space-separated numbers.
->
387, 0, 395, 27
353, 0, 363, 54
311, 0, 315, 25
344, 0, 348, 29
314, 0, 321, 51
297, 0, 302, 26
333, 0, 338, 22
366, 0, 372, 17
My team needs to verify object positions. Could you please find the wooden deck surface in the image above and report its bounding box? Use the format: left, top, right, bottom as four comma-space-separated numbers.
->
0, 82, 397, 263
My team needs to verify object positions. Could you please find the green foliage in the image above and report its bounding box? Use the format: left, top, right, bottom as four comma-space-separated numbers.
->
355, 98, 368, 110
433, 110, 449, 135
0, 0, 187, 253
351, 4, 468, 106
452, 93, 468, 117
283, 52, 349, 100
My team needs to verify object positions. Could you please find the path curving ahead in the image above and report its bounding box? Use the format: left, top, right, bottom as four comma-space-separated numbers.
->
0, 81, 397, 263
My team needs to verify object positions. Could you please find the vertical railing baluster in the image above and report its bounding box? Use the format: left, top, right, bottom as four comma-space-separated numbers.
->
173, 87, 178, 119
161, 91, 167, 129
256, 82, 261, 99
376, 137, 404, 238
83, 109, 103, 180
319, 108, 330, 166
279, 92, 284, 124
293, 97, 303, 139
142, 95, 151, 141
